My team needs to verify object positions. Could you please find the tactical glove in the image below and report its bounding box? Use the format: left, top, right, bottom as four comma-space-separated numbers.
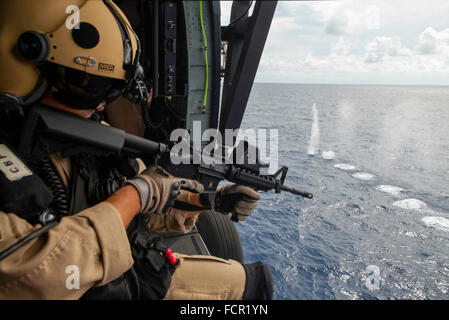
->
201, 184, 261, 221
125, 168, 203, 214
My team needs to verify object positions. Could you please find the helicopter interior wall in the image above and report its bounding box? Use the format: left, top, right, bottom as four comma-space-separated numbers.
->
114, 0, 221, 147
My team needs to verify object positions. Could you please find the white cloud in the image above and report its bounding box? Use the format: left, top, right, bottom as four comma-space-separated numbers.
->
332, 37, 352, 56
258, 26, 449, 84
364, 36, 411, 63
323, 2, 381, 36
325, 13, 351, 36
220, 1, 449, 84
416, 27, 449, 55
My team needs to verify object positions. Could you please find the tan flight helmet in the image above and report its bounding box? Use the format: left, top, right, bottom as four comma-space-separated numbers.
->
0, 0, 144, 109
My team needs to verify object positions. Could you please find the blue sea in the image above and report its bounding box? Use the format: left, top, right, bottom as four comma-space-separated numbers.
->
236, 83, 449, 300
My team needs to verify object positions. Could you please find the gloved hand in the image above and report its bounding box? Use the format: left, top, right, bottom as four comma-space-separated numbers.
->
126, 168, 204, 215
211, 184, 261, 221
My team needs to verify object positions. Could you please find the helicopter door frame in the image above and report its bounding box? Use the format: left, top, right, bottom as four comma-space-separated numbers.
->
219, 0, 278, 140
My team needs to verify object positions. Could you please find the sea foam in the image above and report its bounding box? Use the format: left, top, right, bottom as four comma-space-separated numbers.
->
322, 151, 336, 160
392, 198, 428, 211
334, 164, 356, 171
421, 216, 449, 233
352, 172, 376, 180
375, 185, 404, 196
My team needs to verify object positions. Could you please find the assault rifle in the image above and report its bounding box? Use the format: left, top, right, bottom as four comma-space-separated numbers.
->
160, 142, 313, 199
20, 105, 313, 208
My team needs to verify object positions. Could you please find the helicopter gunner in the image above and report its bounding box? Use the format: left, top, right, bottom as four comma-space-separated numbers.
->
0, 0, 273, 300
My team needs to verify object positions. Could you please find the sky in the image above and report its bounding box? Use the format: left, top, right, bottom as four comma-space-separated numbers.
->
220, 0, 449, 85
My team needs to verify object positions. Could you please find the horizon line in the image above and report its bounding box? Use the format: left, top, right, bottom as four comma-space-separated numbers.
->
253, 81, 449, 87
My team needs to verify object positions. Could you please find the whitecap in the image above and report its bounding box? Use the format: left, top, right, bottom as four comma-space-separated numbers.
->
352, 172, 376, 180
421, 216, 449, 233
321, 151, 335, 160
334, 163, 356, 171
392, 198, 427, 211
375, 185, 404, 196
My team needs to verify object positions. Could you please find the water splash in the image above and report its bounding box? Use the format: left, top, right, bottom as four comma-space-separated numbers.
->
421, 216, 449, 233
375, 185, 404, 196
334, 163, 356, 171
322, 150, 336, 160
352, 172, 376, 180
392, 198, 428, 211
307, 103, 320, 156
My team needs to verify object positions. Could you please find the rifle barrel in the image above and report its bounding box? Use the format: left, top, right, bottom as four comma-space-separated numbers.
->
280, 185, 313, 199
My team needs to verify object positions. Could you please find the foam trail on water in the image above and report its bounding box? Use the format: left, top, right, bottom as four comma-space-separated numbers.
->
392, 198, 428, 211
307, 103, 320, 156
375, 185, 404, 196
334, 163, 356, 171
352, 172, 376, 180
421, 216, 449, 233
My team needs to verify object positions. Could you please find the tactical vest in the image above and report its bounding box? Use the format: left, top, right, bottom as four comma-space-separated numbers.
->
0, 133, 176, 300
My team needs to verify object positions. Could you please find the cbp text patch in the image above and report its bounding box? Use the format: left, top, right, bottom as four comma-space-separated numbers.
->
0, 144, 32, 181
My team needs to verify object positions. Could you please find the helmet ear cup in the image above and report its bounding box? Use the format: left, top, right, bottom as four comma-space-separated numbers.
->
17, 31, 50, 63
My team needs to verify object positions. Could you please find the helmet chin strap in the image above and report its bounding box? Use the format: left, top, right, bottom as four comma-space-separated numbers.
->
123, 62, 154, 138
123, 63, 148, 105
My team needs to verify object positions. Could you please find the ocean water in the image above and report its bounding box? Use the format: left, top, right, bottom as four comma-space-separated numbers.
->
235, 83, 449, 300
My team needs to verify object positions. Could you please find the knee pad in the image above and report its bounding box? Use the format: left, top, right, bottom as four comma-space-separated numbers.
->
242, 261, 274, 300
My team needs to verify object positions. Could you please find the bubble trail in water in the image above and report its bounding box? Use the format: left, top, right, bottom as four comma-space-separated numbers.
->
307, 103, 320, 156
